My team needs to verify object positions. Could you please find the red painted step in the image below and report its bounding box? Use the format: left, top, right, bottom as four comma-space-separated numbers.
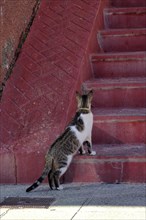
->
98, 28, 146, 52
104, 7, 146, 29
83, 77, 146, 108
91, 51, 146, 78
64, 144, 146, 183
110, 0, 146, 7
92, 108, 146, 144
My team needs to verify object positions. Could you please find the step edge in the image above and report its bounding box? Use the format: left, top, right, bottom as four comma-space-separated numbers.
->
91, 52, 146, 62
92, 108, 146, 117
73, 157, 146, 163
98, 28, 146, 37
91, 51, 146, 59
104, 7, 146, 15
83, 77, 146, 87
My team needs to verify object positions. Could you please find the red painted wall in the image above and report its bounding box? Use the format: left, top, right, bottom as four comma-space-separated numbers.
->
0, 0, 110, 183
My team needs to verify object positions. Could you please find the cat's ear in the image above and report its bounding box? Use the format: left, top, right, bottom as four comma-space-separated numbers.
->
88, 90, 93, 101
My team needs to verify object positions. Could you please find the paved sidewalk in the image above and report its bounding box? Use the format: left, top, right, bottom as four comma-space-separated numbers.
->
0, 183, 146, 220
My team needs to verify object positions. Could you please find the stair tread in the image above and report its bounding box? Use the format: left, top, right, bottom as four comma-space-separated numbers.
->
91, 51, 146, 60
104, 7, 146, 14
110, 0, 146, 8
99, 28, 146, 36
98, 28, 146, 53
104, 7, 146, 29
84, 77, 146, 87
74, 144, 146, 159
92, 108, 146, 117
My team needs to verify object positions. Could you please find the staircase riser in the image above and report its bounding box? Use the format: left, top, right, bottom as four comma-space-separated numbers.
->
92, 60, 146, 78
111, 0, 146, 7
1, 149, 145, 183
98, 34, 146, 52
91, 88, 146, 108
0, 151, 16, 184
104, 12, 146, 29
93, 121, 146, 144
64, 160, 146, 183
16, 151, 45, 184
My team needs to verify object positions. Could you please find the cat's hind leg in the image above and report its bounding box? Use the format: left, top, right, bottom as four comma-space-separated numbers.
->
54, 170, 63, 190
48, 170, 55, 190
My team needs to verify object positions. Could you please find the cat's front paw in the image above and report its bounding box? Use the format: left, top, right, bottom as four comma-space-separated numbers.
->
56, 185, 63, 190
78, 147, 86, 155
90, 151, 96, 156
80, 149, 86, 155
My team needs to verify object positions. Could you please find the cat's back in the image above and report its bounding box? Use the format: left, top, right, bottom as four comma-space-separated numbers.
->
49, 126, 80, 156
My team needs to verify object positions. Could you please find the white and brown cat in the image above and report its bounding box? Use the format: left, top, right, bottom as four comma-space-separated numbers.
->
26, 90, 96, 192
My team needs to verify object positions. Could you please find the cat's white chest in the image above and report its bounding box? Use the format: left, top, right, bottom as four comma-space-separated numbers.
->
70, 112, 93, 145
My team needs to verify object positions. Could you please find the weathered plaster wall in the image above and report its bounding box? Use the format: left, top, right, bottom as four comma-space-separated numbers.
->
0, 0, 37, 87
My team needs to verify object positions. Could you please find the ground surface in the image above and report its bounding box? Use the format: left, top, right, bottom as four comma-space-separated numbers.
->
0, 183, 146, 220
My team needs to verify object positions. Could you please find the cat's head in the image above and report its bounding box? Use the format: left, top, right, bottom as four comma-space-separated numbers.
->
76, 90, 93, 111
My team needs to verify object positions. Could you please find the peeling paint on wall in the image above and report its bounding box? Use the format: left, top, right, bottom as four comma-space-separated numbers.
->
2, 38, 14, 70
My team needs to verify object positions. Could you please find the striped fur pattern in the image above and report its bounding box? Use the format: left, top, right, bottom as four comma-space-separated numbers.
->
26, 90, 96, 192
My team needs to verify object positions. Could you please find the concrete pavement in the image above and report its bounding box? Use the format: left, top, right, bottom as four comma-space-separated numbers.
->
0, 183, 146, 220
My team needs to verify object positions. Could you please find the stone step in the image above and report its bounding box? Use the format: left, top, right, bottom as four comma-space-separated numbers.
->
92, 108, 146, 144
1, 143, 145, 184
104, 7, 146, 29
98, 28, 146, 52
91, 51, 146, 78
83, 77, 146, 108
110, 0, 146, 7
64, 144, 146, 183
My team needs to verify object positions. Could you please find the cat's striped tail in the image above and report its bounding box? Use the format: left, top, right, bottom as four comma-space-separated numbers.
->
26, 167, 49, 192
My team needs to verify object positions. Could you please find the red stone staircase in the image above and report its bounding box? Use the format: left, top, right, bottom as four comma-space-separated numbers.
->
64, 0, 146, 183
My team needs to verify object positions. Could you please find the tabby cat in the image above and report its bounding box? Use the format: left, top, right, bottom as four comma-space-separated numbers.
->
26, 90, 96, 192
